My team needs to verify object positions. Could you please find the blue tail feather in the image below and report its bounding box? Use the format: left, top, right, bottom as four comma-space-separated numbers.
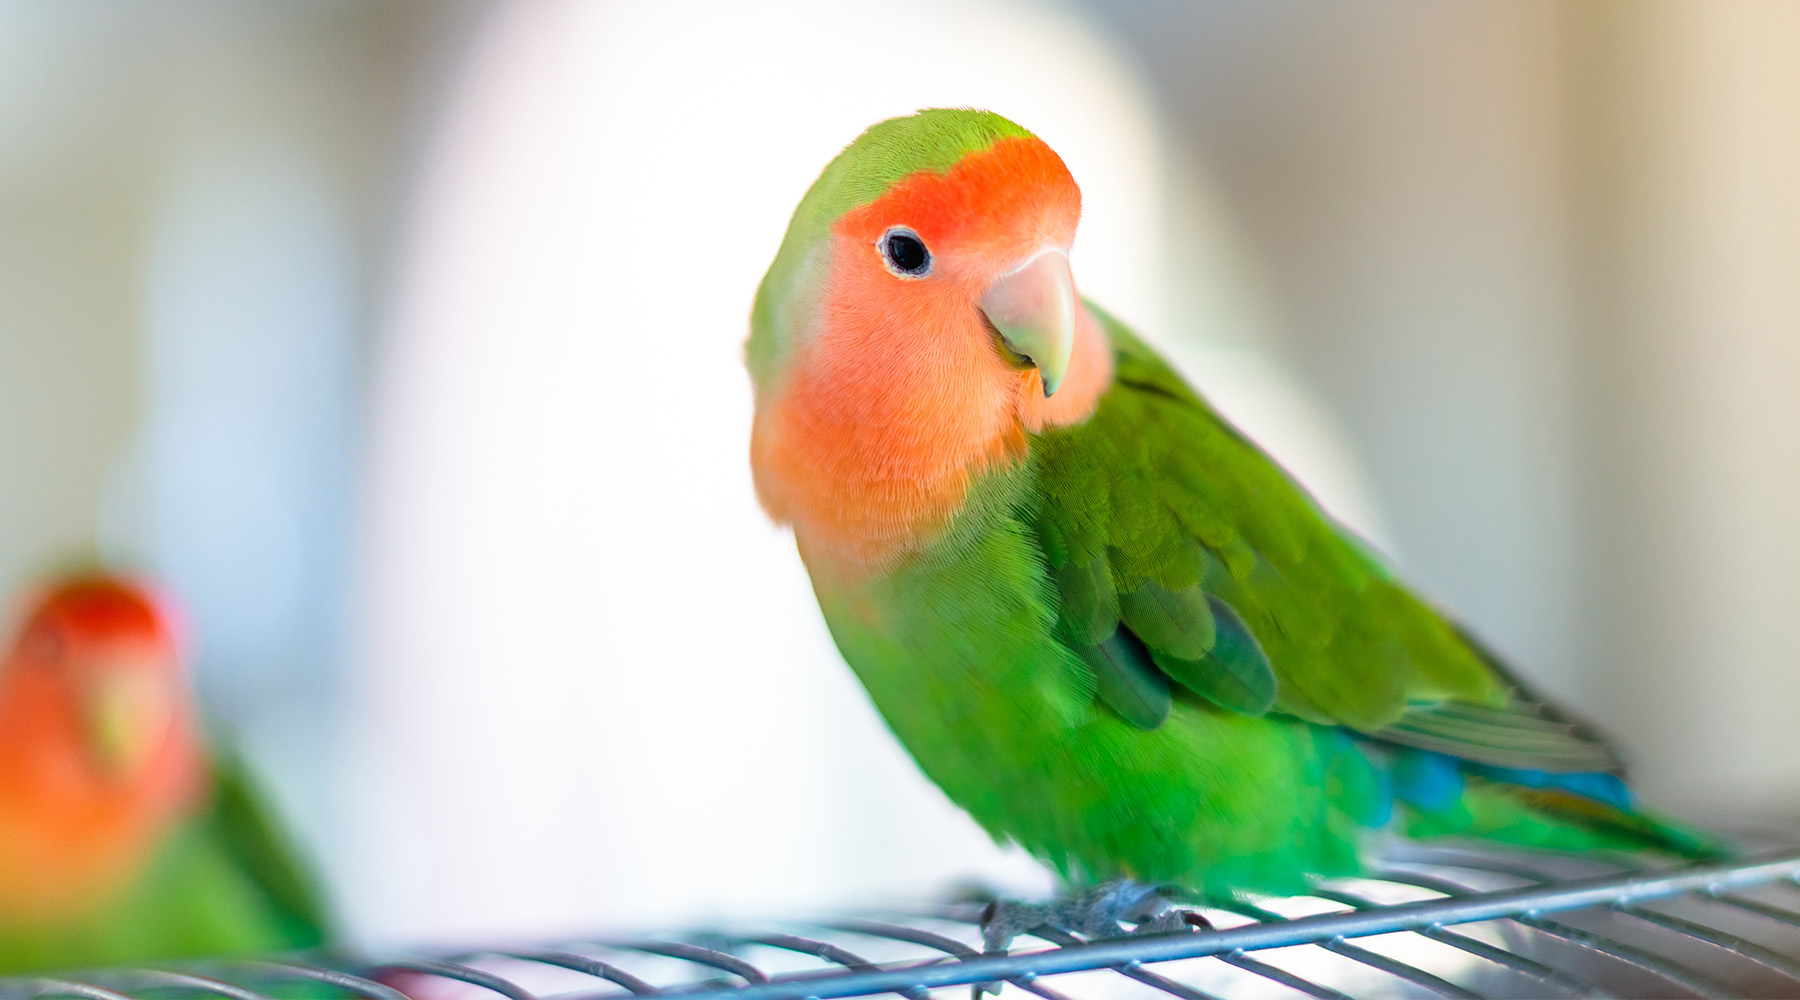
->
1359, 742, 1633, 820
1464, 764, 1632, 810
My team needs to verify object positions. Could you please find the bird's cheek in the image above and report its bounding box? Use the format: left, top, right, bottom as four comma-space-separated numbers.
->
83, 670, 175, 780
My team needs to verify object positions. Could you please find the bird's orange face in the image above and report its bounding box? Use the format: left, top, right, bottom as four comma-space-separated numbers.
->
752, 136, 1114, 571
0, 577, 203, 923
828, 135, 1085, 399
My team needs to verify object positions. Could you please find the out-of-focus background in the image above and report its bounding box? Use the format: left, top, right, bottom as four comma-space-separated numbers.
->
1, 0, 1796, 950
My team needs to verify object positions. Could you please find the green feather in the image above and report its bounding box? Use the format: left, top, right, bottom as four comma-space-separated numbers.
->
1153, 595, 1278, 716
0, 746, 328, 975
1079, 632, 1170, 730
1053, 559, 1118, 646
1118, 581, 1214, 660
205, 746, 331, 949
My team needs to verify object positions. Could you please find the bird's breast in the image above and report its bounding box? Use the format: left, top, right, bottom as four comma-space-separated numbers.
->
751, 305, 1113, 574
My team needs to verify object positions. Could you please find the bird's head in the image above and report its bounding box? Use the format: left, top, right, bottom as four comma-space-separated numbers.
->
748, 108, 1088, 401
748, 110, 1111, 568
0, 574, 203, 921
7, 576, 194, 784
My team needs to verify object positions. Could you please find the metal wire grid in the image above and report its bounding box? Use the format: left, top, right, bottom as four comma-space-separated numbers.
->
9, 845, 1800, 1000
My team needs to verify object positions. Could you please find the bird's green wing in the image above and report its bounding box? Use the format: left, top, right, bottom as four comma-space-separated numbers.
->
1031, 306, 1621, 774
0, 753, 328, 975
201, 745, 332, 950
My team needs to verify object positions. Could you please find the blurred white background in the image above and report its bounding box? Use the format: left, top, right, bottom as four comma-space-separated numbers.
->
0, 0, 1795, 950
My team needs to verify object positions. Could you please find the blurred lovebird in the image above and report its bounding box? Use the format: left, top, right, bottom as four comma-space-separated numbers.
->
0, 573, 328, 972
746, 109, 1718, 947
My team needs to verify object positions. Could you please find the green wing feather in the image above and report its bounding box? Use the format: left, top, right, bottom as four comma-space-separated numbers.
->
1158, 595, 1278, 716
0, 745, 328, 975
1076, 632, 1170, 731
1375, 623, 1624, 773
1034, 306, 1619, 775
203, 746, 332, 949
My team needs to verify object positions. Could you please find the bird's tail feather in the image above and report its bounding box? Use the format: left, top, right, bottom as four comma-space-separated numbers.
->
1403, 776, 1730, 861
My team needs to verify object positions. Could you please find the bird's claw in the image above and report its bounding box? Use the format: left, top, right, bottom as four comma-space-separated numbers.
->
971, 880, 1210, 997
1137, 908, 1213, 934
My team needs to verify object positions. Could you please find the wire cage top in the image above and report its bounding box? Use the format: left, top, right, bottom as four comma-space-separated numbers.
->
11, 844, 1800, 1000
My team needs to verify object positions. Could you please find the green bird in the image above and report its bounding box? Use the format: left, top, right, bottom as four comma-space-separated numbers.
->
0, 573, 329, 973
747, 109, 1716, 941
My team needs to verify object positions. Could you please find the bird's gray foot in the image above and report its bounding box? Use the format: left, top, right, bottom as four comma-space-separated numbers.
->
972, 880, 1208, 997
978, 878, 1209, 953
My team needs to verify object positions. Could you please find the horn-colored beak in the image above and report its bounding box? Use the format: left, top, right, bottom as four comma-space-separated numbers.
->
980, 249, 1076, 397
84, 657, 172, 778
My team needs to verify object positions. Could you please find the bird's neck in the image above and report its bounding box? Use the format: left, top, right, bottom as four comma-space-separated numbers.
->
752, 304, 1113, 574
0, 685, 202, 925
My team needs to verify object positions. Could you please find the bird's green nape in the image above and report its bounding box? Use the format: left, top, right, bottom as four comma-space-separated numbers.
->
747, 109, 1035, 383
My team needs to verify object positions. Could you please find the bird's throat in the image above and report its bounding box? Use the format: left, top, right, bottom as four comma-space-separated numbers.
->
751, 304, 1112, 574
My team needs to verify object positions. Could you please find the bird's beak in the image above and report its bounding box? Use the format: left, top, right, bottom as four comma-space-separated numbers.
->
84, 658, 172, 778
981, 248, 1076, 397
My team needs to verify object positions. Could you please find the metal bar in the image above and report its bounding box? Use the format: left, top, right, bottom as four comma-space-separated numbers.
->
1037, 910, 1352, 1000
370, 959, 539, 1000
1216, 952, 1353, 1000
1379, 867, 1732, 997
1517, 915, 1727, 999
1462, 860, 1773, 997
1710, 892, 1800, 927
597, 942, 766, 985
1417, 927, 1595, 998
16, 981, 134, 1000
1110, 962, 1228, 1000
740, 934, 877, 973
231, 962, 413, 1000
89, 971, 270, 1000
739, 934, 926, 1000
610, 855, 1800, 1000
819, 919, 1076, 1000
1318, 939, 1482, 999
1616, 903, 1800, 983
964, 969, 1078, 1000
502, 950, 662, 996
1369, 869, 1500, 898
1022, 926, 1230, 1000
1312, 886, 1596, 997
1224, 899, 1477, 999
818, 920, 980, 959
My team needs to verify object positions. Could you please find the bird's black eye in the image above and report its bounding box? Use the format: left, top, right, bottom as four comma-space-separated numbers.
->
881, 228, 931, 276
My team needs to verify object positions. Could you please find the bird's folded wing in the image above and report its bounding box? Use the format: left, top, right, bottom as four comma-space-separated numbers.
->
1029, 305, 1623, 777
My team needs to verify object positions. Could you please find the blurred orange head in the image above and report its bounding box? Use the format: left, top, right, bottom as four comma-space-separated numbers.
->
0, 574, 203, 924
749, 111, 1114, 572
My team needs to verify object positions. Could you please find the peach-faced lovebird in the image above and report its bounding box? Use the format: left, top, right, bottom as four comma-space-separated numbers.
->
746, 109, 1716, 945
0, 573, 328, 972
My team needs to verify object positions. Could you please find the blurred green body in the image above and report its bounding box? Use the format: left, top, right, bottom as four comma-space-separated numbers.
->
0, 754, 328, 975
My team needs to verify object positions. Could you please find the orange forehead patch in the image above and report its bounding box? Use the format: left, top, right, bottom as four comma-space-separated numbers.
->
836, 136, 1080, 266
34, 580, 166, 643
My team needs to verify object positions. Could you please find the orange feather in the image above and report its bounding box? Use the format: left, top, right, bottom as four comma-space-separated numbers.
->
0, 577, 203, 925
752, 136, 1112, 573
